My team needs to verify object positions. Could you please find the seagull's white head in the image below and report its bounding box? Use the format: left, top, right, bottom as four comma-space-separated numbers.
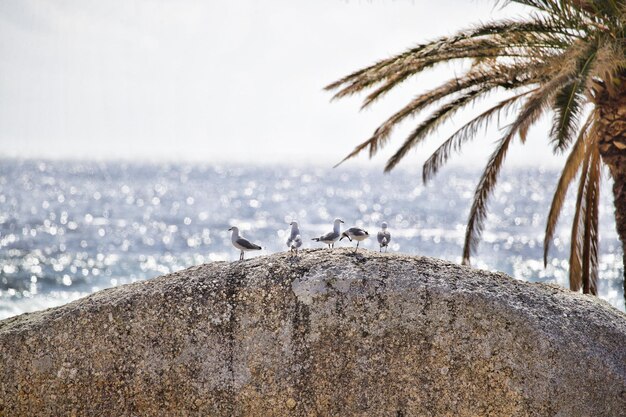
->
381, 222, 388, 230
333, 218, 344, 225
228, 226, 239, 233
290, 221, 299, 228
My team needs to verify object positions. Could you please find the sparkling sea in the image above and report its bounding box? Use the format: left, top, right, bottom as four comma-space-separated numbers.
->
0, 158, 623, 319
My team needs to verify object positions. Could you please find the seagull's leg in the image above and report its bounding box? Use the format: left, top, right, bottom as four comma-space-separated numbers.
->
354, 241, 359, 253
240, 251, 244, 261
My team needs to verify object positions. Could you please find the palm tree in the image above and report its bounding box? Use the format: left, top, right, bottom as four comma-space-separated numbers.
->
326, 0, 626, 301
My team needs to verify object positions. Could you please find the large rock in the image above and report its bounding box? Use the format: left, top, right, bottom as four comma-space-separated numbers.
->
0, 249, 625, 416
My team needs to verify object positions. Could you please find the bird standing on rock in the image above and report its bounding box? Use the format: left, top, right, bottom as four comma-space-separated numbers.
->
312, 218, 344, 249
228, 226, 262, 260
286, 221, 303, 256
340, 227, 369, 252
377, 222, 391, 252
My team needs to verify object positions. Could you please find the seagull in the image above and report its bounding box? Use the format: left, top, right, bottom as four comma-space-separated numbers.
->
377, 222, 391, 252
340, 226, 369, 252
228, 226, 261, 260
312, 218, 344, 249
286, 221, 303, 256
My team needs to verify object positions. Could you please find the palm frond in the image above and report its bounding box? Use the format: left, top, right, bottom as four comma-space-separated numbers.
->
334, 64, 537, 167
461, 130, 516, 265
461, 71, 569, 264
383, 89, 491, 172
473, 14, 587, 39
383, 60, 571, 172
550, 46, 597, 151
422, 90, 535, 183
568, 137, 593, 291
331, 45, 536, 104
509, 69, 572, 134
359, 58, 529, 109
543, 112, 594, 266
582, 145, 601, 294
397, 47, 589, 174
362, 70, 498, 144
326, 17, 576, 102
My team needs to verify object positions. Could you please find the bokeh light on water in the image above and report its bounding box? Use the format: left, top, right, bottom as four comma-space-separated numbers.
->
0, 159, 623, 318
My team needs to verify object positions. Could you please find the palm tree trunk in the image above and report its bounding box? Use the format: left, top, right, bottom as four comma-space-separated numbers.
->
597, 108, 626, 305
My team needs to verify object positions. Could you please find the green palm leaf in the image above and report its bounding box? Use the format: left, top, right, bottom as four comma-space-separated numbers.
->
550, 46, 597, 150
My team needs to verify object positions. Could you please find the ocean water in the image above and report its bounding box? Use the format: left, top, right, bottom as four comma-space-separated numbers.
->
0, 159, 623, 319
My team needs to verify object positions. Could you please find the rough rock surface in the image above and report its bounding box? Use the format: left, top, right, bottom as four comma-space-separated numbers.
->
1, 249, 625, 416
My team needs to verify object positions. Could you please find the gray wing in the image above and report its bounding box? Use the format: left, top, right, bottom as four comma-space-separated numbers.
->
319, 231, 338, 241
287, 230, 299, 244
237, 237, 261, 250
291, 235, 303, 248
348, 227, 368, 237
378, 231, 391, 245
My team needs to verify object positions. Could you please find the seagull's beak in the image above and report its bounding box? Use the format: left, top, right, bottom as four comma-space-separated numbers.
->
228, 227, 233, 231
340, 220, 344, 223
289, 222, 293, 225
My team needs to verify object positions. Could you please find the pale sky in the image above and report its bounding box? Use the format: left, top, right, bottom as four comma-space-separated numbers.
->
0, 0, 564, 168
